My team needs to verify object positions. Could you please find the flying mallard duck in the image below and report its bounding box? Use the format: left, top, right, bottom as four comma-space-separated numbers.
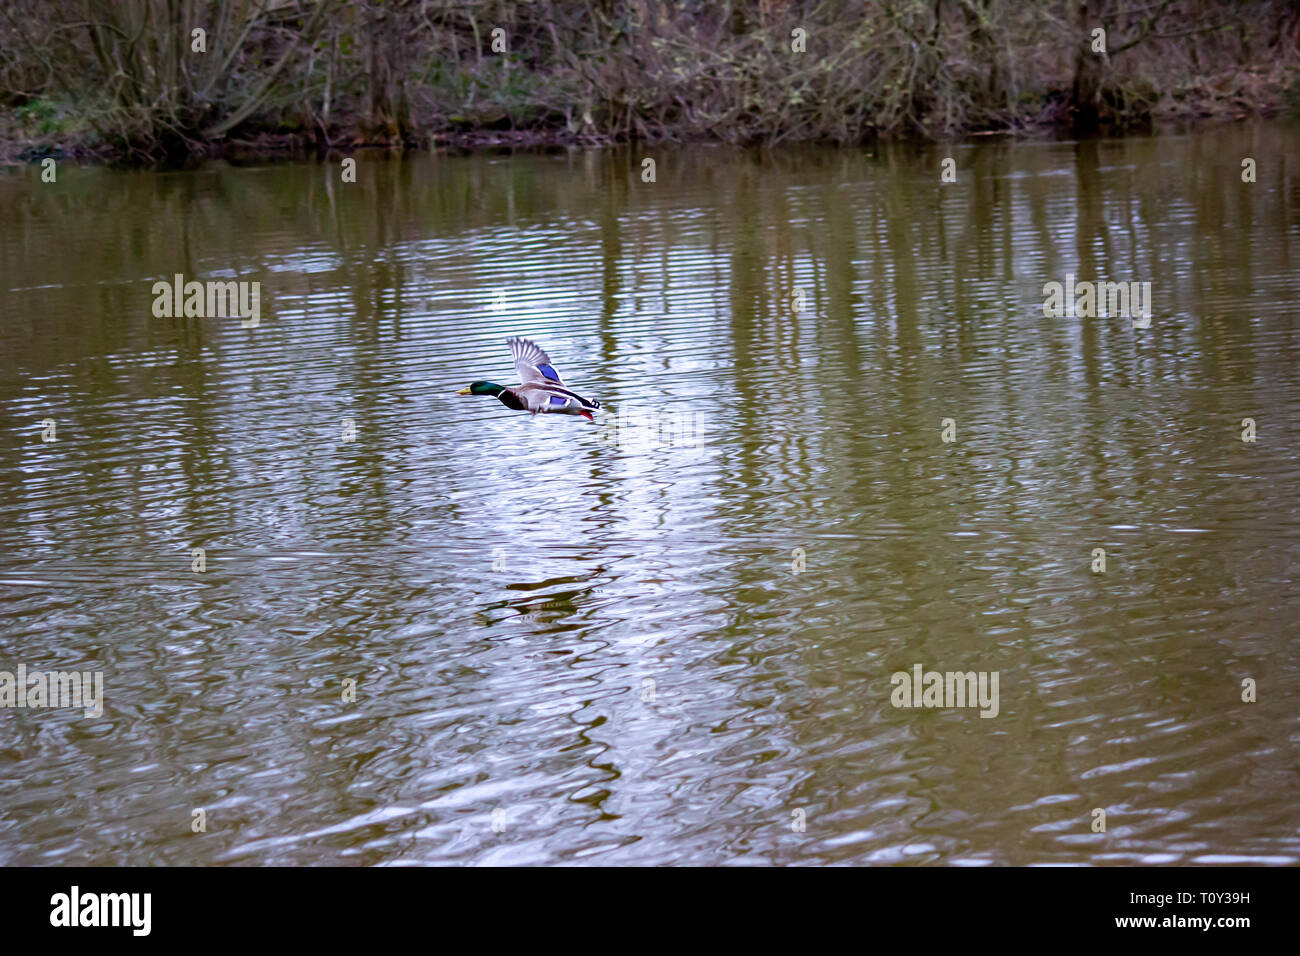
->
458, 338, 602, 421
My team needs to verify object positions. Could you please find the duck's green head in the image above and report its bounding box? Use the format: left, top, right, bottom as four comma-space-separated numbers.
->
457, 381, 505, 396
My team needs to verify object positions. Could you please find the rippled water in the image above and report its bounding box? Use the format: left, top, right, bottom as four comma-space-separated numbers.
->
2, 125, 1299, 865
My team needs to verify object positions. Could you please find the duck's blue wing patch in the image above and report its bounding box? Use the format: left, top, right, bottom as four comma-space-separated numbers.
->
508, 338, 568, 385
548, 395, 568, 406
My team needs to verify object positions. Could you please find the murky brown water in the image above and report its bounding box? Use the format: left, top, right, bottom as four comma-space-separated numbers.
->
1, 124, 1298, 865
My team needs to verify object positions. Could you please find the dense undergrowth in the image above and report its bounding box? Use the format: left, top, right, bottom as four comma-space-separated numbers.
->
2, 0, 1298, 163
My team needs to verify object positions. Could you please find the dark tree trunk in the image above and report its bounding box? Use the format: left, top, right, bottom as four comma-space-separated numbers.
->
1070, 0, 1109, 136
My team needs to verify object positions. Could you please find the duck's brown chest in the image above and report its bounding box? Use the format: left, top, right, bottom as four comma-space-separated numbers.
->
497, 389, 527, 411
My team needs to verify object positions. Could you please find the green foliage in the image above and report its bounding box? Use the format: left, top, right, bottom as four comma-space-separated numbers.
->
16, 97, 62, 134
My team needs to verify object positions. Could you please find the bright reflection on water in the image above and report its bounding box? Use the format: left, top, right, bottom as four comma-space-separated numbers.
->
1, 125, 1298, 865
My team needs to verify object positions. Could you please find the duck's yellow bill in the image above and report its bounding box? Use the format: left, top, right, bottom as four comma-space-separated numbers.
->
457, 387, 472, 395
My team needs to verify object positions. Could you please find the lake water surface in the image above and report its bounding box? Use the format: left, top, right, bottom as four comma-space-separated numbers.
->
1, 124, 1298, 865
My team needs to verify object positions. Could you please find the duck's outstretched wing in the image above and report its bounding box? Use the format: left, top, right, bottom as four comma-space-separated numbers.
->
508, 337, 567, 386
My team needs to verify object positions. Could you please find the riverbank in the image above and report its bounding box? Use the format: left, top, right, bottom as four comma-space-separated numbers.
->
2, 0, 1298, 166
3, 75, 1294, 167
